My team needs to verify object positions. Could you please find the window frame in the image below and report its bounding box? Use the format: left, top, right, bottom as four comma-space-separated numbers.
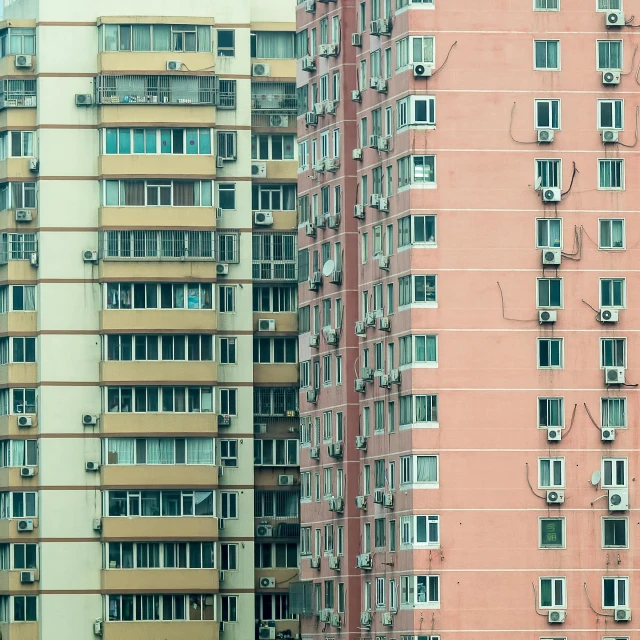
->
537, 338, 564, 369
539, 517, 565, 549
534, 99, 561, 129
598, 218, 625, 250
538, 576, 566, 609
598, 158, 625, 191
602, 516, 628, 549
533, 39, 561, 71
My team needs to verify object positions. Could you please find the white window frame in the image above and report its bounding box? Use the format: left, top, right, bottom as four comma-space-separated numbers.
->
598, 218, 625, 250
538, 397, 564, 429
602, 517, 628, 549
536, 217, 562, 249
600, 337, 626, 368
535, 158, 562, 189
601, 457, 627, 489
601, 396, 627, 428
598, 99, 624, 130
538, 457, 565, 489
536, 277, 563, 309
596, 0, 622, 11
598, 158, 624, 191
602, 576, 629, 609
538, 577, 566, 609
596, 39, 623, 71
400, 574, 440, 608
533, 40, 561, 71
534, 0, 560, 11
534, 99, 561, 129
400, 514, 440, 547
537, 338, 564, 369
599, 277, 625, 309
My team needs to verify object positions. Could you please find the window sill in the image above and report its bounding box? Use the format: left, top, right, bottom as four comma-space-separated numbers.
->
400, 602, 440, 610
400, 422, 439, 431
399, 482, 439, 490
398, 302, 438, 311
398, 183, 437, 193
399, 362, 438, 371
398, 243, 437, 252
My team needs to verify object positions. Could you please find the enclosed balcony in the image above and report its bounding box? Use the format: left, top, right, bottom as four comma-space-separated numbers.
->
251, 82, 296, 128
252, 232, 297, 282
0, 79, 36, 109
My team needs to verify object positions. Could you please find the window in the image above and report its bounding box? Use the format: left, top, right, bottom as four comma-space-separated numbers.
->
253, 338, 297, 364
375, 518, 386, 548
105, 490, 214, 517
399, 455, 438, 484
220, 543, 238, 571
102, 23, 211, 52
104, 128, 212, 155
397, 155, 435, 185
252, 134, 296, 161
539, 458, 564, 488
253, 286, 297, 313
0, 182, 37, 210
400, 575, 440, 606
106, 387, 213, 413
221, 492, 238, 519
397, 96, 436, 128
536, 218, 561, 249
0, 28, 36, 56
398, 215, 436, 247
537, 278, 562, 308
600, 278, 625, 308
539, 518, 565, 548
535, 0, 559, 10
597, 40, 622, 70
535, 99, 560, 129
598, 99, 623, 129
399, 335, 437, 366
536, 159, 561, 189
601, 458, 627, 488
220, 440, 238, 467
602, 576, 628, 608
601, 397, 626, 428
598, 159, 624, 190
102, 179, 212, 207
602, 517, 627, 549
389, 520, 396, 552
250, 31, 294, 58
219, 338, 237, 365
106, 438, 214, 465
13, 543, 37, 569
13, 595, 37, 621
221, 595, 238, 622
538, 338, 563, 369
0, 131, 34, 159
11, 389, 36, 414
399, 275, 437, 306
534, 40, 560, 70
539, 397, 564, 428
254, 439, 299, 466
410, 36, 434, 64
0, 440, 37, 467
597, 0, 622, 9
399, 395, 438, 426
107, 542, 214, 569
252, 185, 296, 211
599, 219, 625, 249
219, 389, 237, 415
601, 338, 625, 367
401, 515, 439, 546
9, 338, 35, 363
539, 577, 565, 608
105, 335, 213, 362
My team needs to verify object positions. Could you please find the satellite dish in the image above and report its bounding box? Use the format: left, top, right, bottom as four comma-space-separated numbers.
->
590, 471, 601, 486
322, 259, 335, 277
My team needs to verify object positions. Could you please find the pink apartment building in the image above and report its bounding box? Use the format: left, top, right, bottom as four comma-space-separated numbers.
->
295, 0, 640, 639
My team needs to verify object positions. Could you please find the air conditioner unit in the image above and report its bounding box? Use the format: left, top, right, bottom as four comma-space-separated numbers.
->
355, 378, 366, 393
216, 156, 225, 168
313, 102, 325, 116
361, 366, 374, 380
542, 248, 561, 265
309, 447, 320, 460
328, 555, 340, 570
378, 18, 392, 34
370, 20, 380, 35
166, 60, 182, 71
313, 159, 325, 173
413, 63, 432, 77
364, 313, 376, 327
218, 414, 231, 427
252, 63, 271, 77
325, 158, 340, 171
376, 78, 388, 93
335, 497, 344, 512
355, 435, 367, 450
278, 475, 295, 486
330, 613, 341, 628
82, 413, 98, 426
351, 89, 362, 102
370, 193, 380, 208
606, 10, 625, 27
609, 489, 628, 511
354, 204, 365, 219
325, 329, 339, 345
328, 497, 336, 512
76, 94, 93, 106
15, 209, 33, 222
601, 129, 619, 143
352, 33, 363, 47
83, 249, 98, 263
254, 423, 267, 434
355, 495, 367, 510
360, 611, 372, 626
546, 490, 564, 504
29, 252, 38, 266
318, 44, 332, 57
542, 187, 562, 203
605, 367, 625, 385
311, 271, 322, 286
328, 442, 343, 458
328, 215, 341, 229
17, 519, 33, 532
614, 606, 631, 621
28, 158, 39, 172
379, 374, 390, 388
603, 70, 621, 85
218, 518, 225, 530
316, 215, 326, 229
600, 308, 619, 323
310, 556, 320, 569
20, 467, 35, 477
259, 577, 276, 588
309, 333, 320, 348
369, 135, 380, 150
548, 610, 566, 624
324, 100, 337, 115
381, 612, 393, 626
15, 55, 33, 68
378, 137, 390, 153
378, 197, 390, 213
256, 523, 273, 537
305, 112, 318, 126
547, 428, 562, 442
254, 211, 273, 226
18, 416, 33, 428
390, 369, 401, 384
602, 428, 616, 442
383, 493, 394, 508
378, 255, 390, 270
307, 389, 318, 403
356, 553, 372, 569
305, 222, 317, 237
355, 320, 366, 335
85, 461, 99, 472
373, 488, 384, 504
20, 571, 35, 583
251, 162, 267, 178
216, 263, 229, 276
305, 0, 316, 12
93, 620, 103, 637
258, 318, 276, 332
269, 114, 288, 128
92, 518, 102, 531
319, 609, 331, 623
539, 310, 557, 324
537, 129, 554, 143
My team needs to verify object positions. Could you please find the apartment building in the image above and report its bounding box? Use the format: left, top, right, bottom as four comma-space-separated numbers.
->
0, 1, 300, 640
296, 0, 640, 639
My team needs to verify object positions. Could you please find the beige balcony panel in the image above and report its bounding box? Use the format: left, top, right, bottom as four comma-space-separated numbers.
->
100, 412, 217, 436
102, 568, 218, 592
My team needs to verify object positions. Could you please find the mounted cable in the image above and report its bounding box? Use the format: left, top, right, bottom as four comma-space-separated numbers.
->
561, 161, 579, 197
497, 282, 538, 322
563, 403, 578, 438
525, 463, 546, 500
509, 102, 538, 144
618, 105, 639, 147
430, 40, 457, 77
583, 403, 602, 433
584, 583, 615, 617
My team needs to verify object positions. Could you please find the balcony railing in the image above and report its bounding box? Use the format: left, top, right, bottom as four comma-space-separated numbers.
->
253, 388, 298, 417
251, 82, 296, 112
0, 79, 36, 108
254, 490, 299, 519
252, 232, 297, 282
101, 230, 216, 260
0, 233, 37, 264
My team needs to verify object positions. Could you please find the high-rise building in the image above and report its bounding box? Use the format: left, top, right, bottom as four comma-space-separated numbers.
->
0, 1, 300, 640
297, 1, 639, 638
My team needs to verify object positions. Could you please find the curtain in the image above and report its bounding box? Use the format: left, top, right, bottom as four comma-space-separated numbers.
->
415, 396, 427, 422
108, 438, 134, 464
187, 438, 213, 464
146, 439, 173, 464
104, 25, 118, 51
197, 26, 211, 52
152, 25, 171, 51
11, 440, 24, 466
122, 181, 145, 206
256, 32, 294, 59
540, 460, 551, 486
416, 456, 437, 482
283, 185, 296, 211
540, 580, 552, 607
132, 25, 151, 51
24, 286, 35, 311
173, 181, 195, 206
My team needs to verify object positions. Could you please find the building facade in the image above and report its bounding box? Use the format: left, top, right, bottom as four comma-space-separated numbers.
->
0, 1, 299, 640
297, 0, 640, 638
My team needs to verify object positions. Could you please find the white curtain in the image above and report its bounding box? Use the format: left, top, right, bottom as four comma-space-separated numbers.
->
416, 456, 437, 482
152, 25, 171, 51
108, 438, 134, 464
11, 440, 24, 466
132, 25, 151, 51
24, 286, 36, 311
256, 32, 294, 59
187, 438, 213, 464
147, 439, 174, 464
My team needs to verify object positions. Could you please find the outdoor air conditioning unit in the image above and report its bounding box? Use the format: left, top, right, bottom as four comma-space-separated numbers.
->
216, 263, 229, 276
355, 320, 366, 335
378, 18, 392, 34
257, 524, 273, 537
542, 187, 561, 203
378, 255, 390, 270
15, 55, 33, 68
352, 33, 362, 47
20, 467, 35, 477
355, 435, 367, 450
278, 475, 295, 486
83, 414, 98, 426
93, 620, 103, 637
325, 158, 340, 171
370, 20, 380, 35
309, 334, 320, 348
324, 100, 337, 115
166, 60, 182, 71
601, 428, 616, 442
373, 489, 384, 504
356, 553, 372, 569
547, 428, 562, 442
602, 129, 619, 143
18, 416, 33, 427
76, 94, 94, 106
328, 215, 341, 229
305, 0, 316, 12
216, 156, 225, 168
542, 249, 561, 265
85, 461, 99, 472
609, 489, 628, 511
328, 442, 343, 458
252, 63, 271, 77
537, 129, 554, 143
600, 308, 619, 323
20, 571, 35, 583
360, 611, 372, 626
328, 555, 340, 570
381, 612, 394, 626
368, 135, 380, 150
606, 10, 625, 27
351, 89, 362, 102
383, 493, 394, 508
305, 223, 317, 239
258, 626, 275, 640
379, 374, 390, 388
255, 211, 273, 226
307, 389, 318, 403
605, 367, 625, 385
252, 162, 267, 178
313, 158, 325, 173
269, 114, 288, 127
305, 112, 318, 126
548, 610, 566, 624
335, 497, 344, 513
546, 490, 564, 504
354, 204, 365, 219
15, 209, 33, 222
325, 329, 339, 345
364, 313, 376, 327
330, 613, 342, 628
258, 319, 276, 332
355, 495, 367, 510
319, 609, 331, 623
313, 102, 325, 116
218, 414, 231, 427
309, 447, 320, 460
361, 367, 373, 382
83, 250, 98, 263
370, 193, 380, 207
29, 252, 38, 266
352, 148, 363, 161
378, 136, 390, 152
378, 196, 389, 212
413, 63, 432, 77
17, 519, 33, 532
259, 577, 276, 588
28, 158, 39, 172
310, 556, 320, 569
92, 518, 102, 531
355, 378, 366, 393
376, 78, 388, 93
379, 316, 391, 331
602, 70, 621, 85
539, 310, 557, 324
390, 369, 401, 384
614, 606, 632, 621
254, 423, 267, 434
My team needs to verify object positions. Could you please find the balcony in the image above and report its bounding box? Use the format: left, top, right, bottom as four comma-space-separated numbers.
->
0, 362, 36, 386
100, 361, 217, 385
102, 568, 218, 592
100, 309, 217, 333
100, 413, 217, 437
253, 388, 298, 418
0, 79, 36, 109
101, 464, 218, 489
252, 231, 297, 282
103, 621, 219, 640
102, 516, 219, 540
251, 82, 296, 128
0, 569, 39, 591
99, 155, 215, 180
0, 622, 38, 640
254, 364, 298, 385
254, 489, 299, 523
